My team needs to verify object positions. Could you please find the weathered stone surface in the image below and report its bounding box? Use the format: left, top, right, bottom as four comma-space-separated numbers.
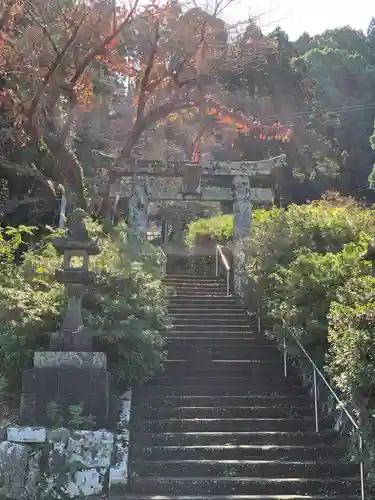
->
67, 430, 114, 468
65, 468, 107, 497
0, 441, 29, 498
128, 175, 149, 239
119, 180, 272, 203
34, 352, 107, 369
23, 450, 42, 500
233, 175, 252, 294
47, 427, 71, 445
47, 428, 71, 470
20, 367, 110, 428
7, 426, 46, 443
50, 208, 99, 352
117, 389, 131, 431
0, 426, 7, 440
109, 430, 129, 487
114, 156, 285, 177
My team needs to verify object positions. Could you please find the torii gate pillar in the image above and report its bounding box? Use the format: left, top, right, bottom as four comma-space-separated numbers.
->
233, 175, 252, 293
128, 175, 149, 240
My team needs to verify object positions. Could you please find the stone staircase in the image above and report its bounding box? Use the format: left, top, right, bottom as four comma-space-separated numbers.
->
128, 274, 361, 500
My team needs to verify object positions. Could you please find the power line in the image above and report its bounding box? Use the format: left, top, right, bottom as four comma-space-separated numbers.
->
257, 102, 375, 123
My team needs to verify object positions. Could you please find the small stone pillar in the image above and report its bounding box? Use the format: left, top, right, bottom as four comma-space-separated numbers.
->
19, 209, 111, 428
233, 175, 252, 294
128, 175, 149, 240
182, 163, 202, 198
361, 237, 375, 277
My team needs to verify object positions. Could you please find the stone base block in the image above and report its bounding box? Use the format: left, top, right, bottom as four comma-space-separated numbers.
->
20, 367, 111, 428
7, 426, 46, 443
0, 441, 29, 499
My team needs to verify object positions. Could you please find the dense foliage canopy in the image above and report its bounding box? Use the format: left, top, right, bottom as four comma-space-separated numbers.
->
2, 1, 375, 221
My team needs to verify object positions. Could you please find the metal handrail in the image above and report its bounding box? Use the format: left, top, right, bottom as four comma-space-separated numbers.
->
275, 318, 365, 500
215, 244, 230, 296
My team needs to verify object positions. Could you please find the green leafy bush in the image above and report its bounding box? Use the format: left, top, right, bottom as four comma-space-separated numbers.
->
243, 198, 375, 316
268, 238, 370, 365
186, 214, 234, 247
0, 222, 170, 397
328, 276, 375, 477
185, 214, 234, 275
240, 196, 375, 479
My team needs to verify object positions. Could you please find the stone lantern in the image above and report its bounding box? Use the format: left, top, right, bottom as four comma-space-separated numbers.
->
19, 209, 111, 428
51, 208, 99, 350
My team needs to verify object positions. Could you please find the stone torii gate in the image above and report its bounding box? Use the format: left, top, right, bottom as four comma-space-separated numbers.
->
110, 155, 285, 291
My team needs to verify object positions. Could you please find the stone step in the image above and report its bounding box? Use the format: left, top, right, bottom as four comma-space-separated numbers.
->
169, 291, 228, 296
171, 316, 247, 324
145, 376, 302, 387
166, 284, 227, 290
168, 297, 241, 304
168, 292, 227, 298
133, 405, 313, 420
168, 302, 244, 309
158, 363, 289, 377
170, 306, 245, 311
165, 278, 225, 282
169, 333, 260, 340
138, 385, 307, 397
166, 346, 281, 361
132, 459, 358, 479
165, 275, 223, 281
132, 443, 345, 461
136, 395, 311, 408
131, 431, 338, 447
122, 494, 361, 500
137, 417, 322, 433
130, 476, 360, 495
167, 338, 274, 348
171, 314, 247, 319
171, 325, 255, 333
164, 359, 288, 378
168, 301, 248, 310
168, 291, 230, 297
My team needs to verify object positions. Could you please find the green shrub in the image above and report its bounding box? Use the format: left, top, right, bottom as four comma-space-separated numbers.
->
185, 214, 234, 275
328, 276, 375, 478
240, 196, 375, 480
186, 214, 234, 247
0, 222, 170, 396
243, 198, 375, 316
268, 237, 370, 365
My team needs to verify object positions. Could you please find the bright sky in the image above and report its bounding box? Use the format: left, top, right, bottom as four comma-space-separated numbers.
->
225, 0, 374, 40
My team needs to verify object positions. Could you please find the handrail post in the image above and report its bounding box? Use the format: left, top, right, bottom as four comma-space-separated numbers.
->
257, 300, 261, 334
226, 269, 229, 296
215, 246, 219, 277
313, 367, 319, 433
359, 434, 365, 500
283, 327, 287, 378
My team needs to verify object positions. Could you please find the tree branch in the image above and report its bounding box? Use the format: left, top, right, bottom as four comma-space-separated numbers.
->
112, 97, 197, 175
23, 5, 60, 56
136, 18, 160, 121
69, 0, 140, 87
0, 157, 57, 196
26, 10, 90, 120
